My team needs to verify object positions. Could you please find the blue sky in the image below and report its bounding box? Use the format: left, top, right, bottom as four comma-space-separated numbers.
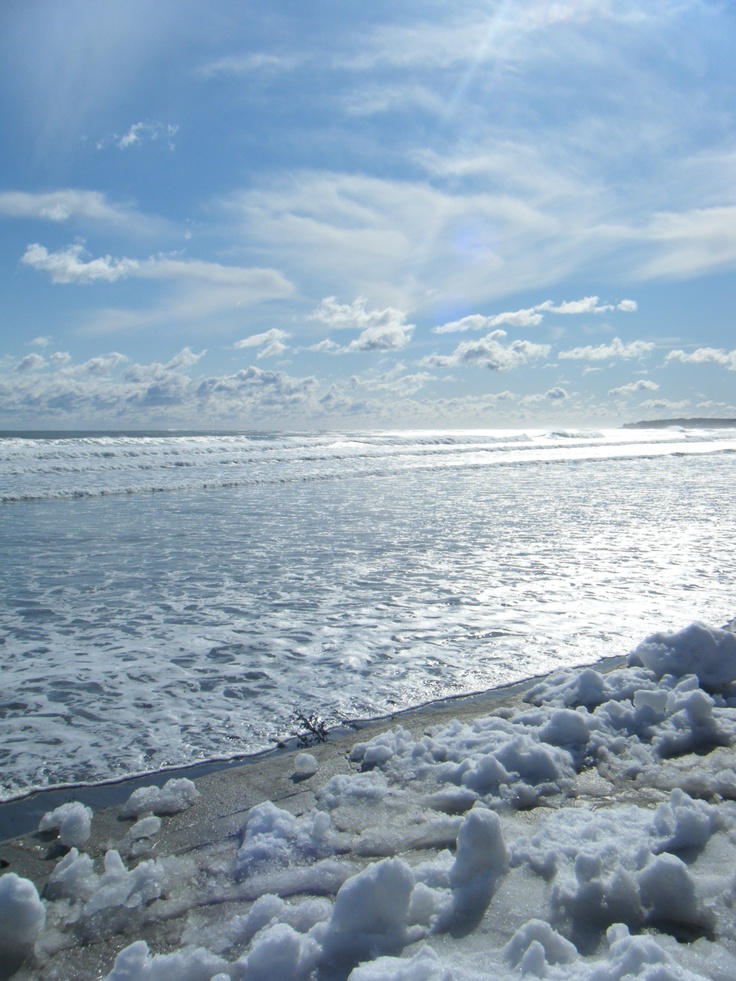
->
1, 0, 735, 429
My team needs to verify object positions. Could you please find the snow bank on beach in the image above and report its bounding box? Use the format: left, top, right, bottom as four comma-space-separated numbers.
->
4, 621, 736, 980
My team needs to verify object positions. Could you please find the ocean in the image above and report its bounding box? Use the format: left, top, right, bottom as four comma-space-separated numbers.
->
1, 426, 735, 803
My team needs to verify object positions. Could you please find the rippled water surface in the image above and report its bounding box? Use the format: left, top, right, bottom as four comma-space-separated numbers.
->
1, 428, 735, 799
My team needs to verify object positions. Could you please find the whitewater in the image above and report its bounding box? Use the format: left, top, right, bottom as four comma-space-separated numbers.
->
1, 426, 735, 803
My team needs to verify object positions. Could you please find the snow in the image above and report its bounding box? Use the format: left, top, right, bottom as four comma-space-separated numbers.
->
0, 873, 45, 956
119, 777, 200, 818
3, 619, 736, 979
295, 753, 320, 778
38, 801, 93, 848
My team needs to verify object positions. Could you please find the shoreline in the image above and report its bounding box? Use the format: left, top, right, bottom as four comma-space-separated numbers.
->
3, 622, 736, 981
0, 655, 626, 859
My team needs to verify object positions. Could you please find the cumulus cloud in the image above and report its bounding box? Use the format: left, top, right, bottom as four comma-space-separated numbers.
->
21, 243, 138, 284
79, 353, 128, 375
308, 339, 341, 354
421, 330, 550, 371
165, 348, 206, 370
234, 329, 290, 358
665, 347, 736, 371
558, 337, 654, 361
16, 354, 46, 373
609, 379, 659, 396
309, 296, 414, 353
637, 398, 691, 412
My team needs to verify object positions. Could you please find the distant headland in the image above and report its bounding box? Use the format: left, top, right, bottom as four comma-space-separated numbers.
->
623, 417, 736, 429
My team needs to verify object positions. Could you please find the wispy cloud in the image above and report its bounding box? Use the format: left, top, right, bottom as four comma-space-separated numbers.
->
0, 190, 149, 228
631, 206, 736, 279
559, 337, 655, 361
96, 122, 179, 151
433, 297, 637, 333
197, 52, 300, 77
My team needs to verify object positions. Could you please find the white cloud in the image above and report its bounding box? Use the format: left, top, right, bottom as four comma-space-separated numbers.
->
637, 398, 691, 413
308, 296, 405, 331
20, 243, 295, 332
21, 243, 138, 284
166, 348, 206, 370
0, 190, 144, 227
421, 330, 550, 371
559, 337, 654, 361
537, 296, 613, 315
308, 339, 341, 354
97, 122, 179, 151
434, 308, 544, 334
346, 322, 414, 353
309, 296, 414, 353
433, 296, 638, 334
665, 347, 736, 371
631, 206, 736, 280
197, 52, 300, 77
234, 329, 290, 358
226, 172, 565, 308
16, 354, 46, 373
29, 336, 53, 348
609, 379, 660, 396
78, 353, 128, 375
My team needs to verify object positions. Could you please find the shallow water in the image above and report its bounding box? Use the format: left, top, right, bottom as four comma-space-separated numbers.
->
1, 428, 735, 800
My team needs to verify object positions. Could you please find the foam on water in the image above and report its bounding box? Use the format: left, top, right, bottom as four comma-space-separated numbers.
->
2, 426, 735, 502
1, 427, 735, 800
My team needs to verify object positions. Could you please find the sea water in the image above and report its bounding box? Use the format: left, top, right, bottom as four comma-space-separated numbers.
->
1, 427, 735, 801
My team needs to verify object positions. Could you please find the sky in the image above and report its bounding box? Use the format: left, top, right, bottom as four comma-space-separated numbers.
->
1, 0, 735, 431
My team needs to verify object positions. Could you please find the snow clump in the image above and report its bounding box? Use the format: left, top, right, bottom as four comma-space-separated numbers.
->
120, 776, 199, 818
38, 800, 93, 847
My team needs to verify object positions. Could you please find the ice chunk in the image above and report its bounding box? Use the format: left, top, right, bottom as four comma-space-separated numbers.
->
538, 707, 591, 748
0, 873, 46, 957
503, 919, 578, 969
637, 852, 702, 928
237, 800, 333, 873
348, 945, 449, 980
120, 777, 199, 818
319, 857, 417, 973
237, 921, 320, 979
294, 752, 319, 777
103, 939, 228, 980
448, 805, 507, 924
38, 800, 93, 847
45, 847, 97, 901
129, 815, 163, 840
630, 622, 736, 691
651, 788, 719, 853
